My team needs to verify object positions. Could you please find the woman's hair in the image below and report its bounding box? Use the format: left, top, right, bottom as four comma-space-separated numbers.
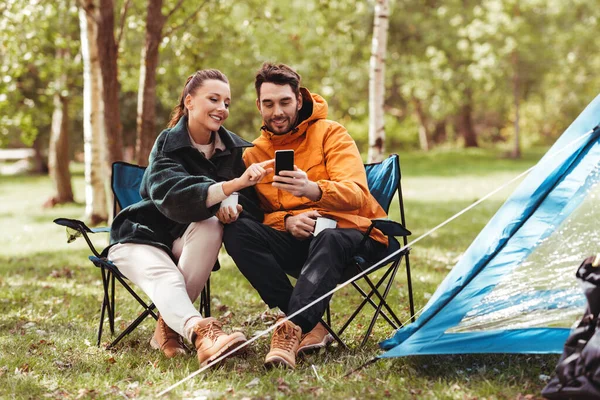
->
167, 69, 229, 128
254, 62, 301, 100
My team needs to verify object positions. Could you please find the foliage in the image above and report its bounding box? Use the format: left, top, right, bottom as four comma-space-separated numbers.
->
0, 149, 560, 398
1, 0, 599, 154
0, 0, 81, 148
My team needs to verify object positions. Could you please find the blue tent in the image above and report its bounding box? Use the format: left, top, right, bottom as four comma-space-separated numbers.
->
380, 95, 600, 358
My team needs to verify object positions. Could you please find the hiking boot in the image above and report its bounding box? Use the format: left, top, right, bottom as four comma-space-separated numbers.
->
191, 317, 247, 367
149, 316, 187, 358
264, 319, 302, 369
297, 322, 334, 355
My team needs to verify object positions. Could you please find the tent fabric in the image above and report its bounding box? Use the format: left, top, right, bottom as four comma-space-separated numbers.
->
380, 94, 600, 358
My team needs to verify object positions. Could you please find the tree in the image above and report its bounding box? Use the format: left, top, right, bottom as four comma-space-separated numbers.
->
79, 0, 108, 224
368, 0, 389, 163
46, 47, 75, 207
97, 0, 124, 169
135, 0, 207, 166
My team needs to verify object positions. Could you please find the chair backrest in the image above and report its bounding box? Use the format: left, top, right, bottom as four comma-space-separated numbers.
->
364, 154, 401, 214
111, 162, 146, 212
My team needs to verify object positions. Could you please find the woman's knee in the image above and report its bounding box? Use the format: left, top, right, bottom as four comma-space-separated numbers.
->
187, 217, 223, 241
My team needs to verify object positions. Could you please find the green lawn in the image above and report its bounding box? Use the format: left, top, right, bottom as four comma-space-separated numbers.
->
0, 148, 557, 399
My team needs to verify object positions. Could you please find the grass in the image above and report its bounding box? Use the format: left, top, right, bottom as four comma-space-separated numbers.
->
0, 147, 557, 399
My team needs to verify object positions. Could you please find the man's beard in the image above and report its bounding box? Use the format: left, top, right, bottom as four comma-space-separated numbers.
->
268, 113, 299, 135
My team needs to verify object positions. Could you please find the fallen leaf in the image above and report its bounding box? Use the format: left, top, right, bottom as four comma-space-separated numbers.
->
246, 377, 260, 388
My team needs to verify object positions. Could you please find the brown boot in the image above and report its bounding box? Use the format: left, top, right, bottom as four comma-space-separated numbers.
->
150, 316, 187, 358
297, 322, 334, 355
264, 319, 302, 369
192, 317, 247, 367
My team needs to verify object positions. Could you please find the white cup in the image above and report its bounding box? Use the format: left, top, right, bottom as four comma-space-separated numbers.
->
313, 217, 337, 236
220, 192, 239, 215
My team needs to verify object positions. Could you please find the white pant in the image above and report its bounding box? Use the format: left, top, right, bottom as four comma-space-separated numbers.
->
107, 217, 222, 338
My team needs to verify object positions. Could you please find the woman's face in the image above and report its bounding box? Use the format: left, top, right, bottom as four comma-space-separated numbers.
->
185, 79, 231, 134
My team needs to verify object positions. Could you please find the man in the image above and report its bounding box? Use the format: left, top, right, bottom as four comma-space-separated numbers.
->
223, 63, 388, 369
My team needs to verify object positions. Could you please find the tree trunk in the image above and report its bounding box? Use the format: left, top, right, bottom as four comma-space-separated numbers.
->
46, 48, 74, 207
367, 0, 389, 163
97, 0, 123, 171
458, 89, 478, 148
135, 0, 166, 166
511, 51, 521, 158
432, 120, 447, 144
80, 0, 108, 224
411, 96, 430, 151
31, 135, 48, 174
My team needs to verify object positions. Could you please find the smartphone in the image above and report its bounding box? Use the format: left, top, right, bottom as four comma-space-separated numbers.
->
275, 149, 295, 176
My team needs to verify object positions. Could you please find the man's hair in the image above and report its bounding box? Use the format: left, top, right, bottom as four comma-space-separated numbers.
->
254, 62, 301, 99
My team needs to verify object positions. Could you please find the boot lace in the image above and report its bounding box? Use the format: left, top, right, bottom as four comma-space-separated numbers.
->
195, 320, 226, 342
272, 323, 296, 352
160, 318, 184, 346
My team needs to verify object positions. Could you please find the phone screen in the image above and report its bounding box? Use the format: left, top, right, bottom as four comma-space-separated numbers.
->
275, 150, 294, 175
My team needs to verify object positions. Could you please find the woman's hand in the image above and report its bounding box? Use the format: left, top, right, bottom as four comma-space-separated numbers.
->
240, 159, 274, 187
216, 204, 243, 224
222, 159, 274, 195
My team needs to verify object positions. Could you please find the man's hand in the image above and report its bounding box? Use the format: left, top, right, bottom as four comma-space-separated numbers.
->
285, 210, 321, 239
216, 204, 243, 224
273, 166, 322, 201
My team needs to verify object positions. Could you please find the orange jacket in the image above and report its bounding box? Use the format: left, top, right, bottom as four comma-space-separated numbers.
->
243, 88, 388, 246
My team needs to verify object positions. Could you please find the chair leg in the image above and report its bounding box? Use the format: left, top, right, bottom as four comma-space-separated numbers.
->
110, 273, 116, 333
351, 266, 403, 326
98, 266, 113, 346
355, 262, 404, 326
338, 261, 403, 336
404, 251, 415, 321
106, 303, 157, 350
199, 278, 211, 317
111, 273, 158, 321
98, 279, 108, 347
360, 258, 402, 347
319, 318, 349, 351
205, 278, 211, 317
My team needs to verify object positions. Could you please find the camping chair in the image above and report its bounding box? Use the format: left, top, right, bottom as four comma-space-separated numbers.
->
54, 161, 211, 349
321, 153, 414, 348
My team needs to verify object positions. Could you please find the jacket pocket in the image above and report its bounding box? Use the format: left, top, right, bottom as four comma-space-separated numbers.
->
302, 150, 328, 182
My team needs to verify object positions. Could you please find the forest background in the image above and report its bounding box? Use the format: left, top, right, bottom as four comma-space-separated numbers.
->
1, 0, 599, 219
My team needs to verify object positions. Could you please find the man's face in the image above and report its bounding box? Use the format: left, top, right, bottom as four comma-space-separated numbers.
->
256, 82, 302, 135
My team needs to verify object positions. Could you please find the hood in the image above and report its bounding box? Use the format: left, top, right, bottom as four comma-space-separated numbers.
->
260, 88, 328, 142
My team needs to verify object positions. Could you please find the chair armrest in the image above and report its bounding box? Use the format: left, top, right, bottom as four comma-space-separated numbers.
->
53, 217, 108, 256
54, 217, 95, 233
371, 218, 411, 237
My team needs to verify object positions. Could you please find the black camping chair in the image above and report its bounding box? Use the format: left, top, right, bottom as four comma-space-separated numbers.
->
54, 161, 211, 349
321, 154, 414, 348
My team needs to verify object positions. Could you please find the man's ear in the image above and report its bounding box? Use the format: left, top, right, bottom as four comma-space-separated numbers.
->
297, 93, 303, 110
256, 98, 261, 112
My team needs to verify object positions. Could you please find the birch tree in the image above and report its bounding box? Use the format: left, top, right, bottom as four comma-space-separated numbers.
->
367, 0, 389, 163
79, 0, 108, 224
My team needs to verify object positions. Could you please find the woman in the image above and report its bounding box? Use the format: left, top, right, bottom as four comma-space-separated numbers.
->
107, 69, 272, 366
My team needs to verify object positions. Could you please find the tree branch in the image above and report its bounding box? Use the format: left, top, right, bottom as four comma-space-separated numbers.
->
116, 0, 132, 50
165, 0, 185, 21
164, 0, 209, 36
